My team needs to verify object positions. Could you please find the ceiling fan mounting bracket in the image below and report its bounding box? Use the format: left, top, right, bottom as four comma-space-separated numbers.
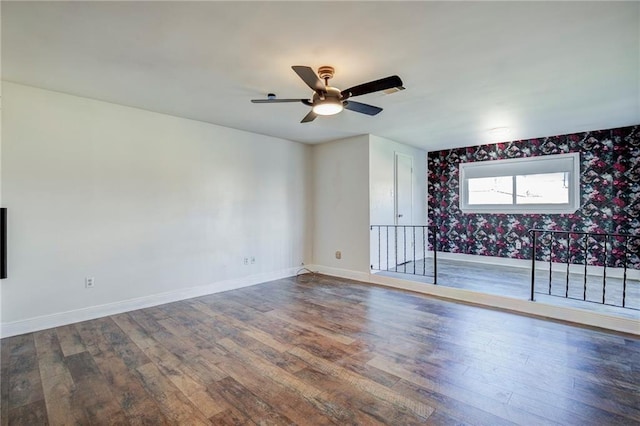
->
317, 66, 335, 81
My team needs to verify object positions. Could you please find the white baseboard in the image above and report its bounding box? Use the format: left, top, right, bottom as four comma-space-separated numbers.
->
308, 264, 640, 336
433, 251, 640, 280
0, 267, 299, 338
308, 265, 371, 282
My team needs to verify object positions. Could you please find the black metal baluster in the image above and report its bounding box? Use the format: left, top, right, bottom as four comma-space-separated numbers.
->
548, 233, 553, 295
565, 232, 571, 298
403, 226, 407, 273
386, 226, 390, 271
433, 228, 438, 284
583, 234, 588, 301
0, 208, 6, 280
370, 226, 373, 270
413, 226, 416, 275
622, 236, 628, 308
530, 230, 536, 301
394, 226, 398, 272
423, 226, 426, 276
602, 234, 607, 304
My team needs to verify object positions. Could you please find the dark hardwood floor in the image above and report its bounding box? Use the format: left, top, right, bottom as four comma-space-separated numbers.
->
2, 274, 639, 425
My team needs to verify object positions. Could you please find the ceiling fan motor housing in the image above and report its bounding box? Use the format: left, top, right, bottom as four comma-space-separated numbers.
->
313, 86, 342, 103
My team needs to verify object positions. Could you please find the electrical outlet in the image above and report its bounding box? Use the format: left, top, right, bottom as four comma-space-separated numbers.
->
250, 257, 255, 264
335, 251, 342, 260
243, 257, 249, 265
85, 277, 95, 289
515, 241, 522, 249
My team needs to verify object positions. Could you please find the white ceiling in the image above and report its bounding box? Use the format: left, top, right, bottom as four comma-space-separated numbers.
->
2, 1, 639, 151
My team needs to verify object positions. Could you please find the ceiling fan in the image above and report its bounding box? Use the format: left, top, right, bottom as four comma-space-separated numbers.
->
251, 66, 404, 123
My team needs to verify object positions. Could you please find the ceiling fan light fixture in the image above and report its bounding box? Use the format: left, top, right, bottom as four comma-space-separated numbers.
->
312, 99, 343, 116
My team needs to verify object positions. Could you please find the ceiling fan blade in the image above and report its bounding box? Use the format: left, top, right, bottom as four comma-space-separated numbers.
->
344, 100, 383, 116
301, 110, 317, 123
251, 99, 307, 103
341, 75, 403, 99
292, 66, 325, 93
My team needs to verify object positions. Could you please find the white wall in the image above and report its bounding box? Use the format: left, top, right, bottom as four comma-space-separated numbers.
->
1, 82, 312, 333
311, 135, 370, 273
369, 135, 427, 226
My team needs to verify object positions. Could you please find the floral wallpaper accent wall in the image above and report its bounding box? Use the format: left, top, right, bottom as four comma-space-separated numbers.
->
427, 125, 639, 269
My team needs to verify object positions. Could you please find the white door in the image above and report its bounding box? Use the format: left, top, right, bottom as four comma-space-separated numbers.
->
394, 153, 413, 267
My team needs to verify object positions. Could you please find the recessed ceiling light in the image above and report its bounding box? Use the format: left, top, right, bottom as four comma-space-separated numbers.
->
488, 127, 511, 139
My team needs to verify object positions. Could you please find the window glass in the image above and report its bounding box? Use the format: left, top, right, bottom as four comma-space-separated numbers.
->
468, 177, 513, 205
516, 172, 569, 205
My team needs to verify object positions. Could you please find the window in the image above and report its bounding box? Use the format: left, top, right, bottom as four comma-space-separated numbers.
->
459, 152, 580, 213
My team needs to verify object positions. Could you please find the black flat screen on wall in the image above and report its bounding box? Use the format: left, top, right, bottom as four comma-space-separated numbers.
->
1, 208, 6, 279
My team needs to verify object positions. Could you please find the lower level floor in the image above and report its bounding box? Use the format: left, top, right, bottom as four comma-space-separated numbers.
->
377, 257, 640, 320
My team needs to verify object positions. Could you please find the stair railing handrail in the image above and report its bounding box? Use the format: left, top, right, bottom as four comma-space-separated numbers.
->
528, 228, 638, 310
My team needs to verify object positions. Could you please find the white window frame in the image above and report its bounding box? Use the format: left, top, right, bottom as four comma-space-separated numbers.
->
459, 152, 580, 214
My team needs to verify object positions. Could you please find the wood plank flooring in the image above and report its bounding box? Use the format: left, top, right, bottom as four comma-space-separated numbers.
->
2, 274, 639, 425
